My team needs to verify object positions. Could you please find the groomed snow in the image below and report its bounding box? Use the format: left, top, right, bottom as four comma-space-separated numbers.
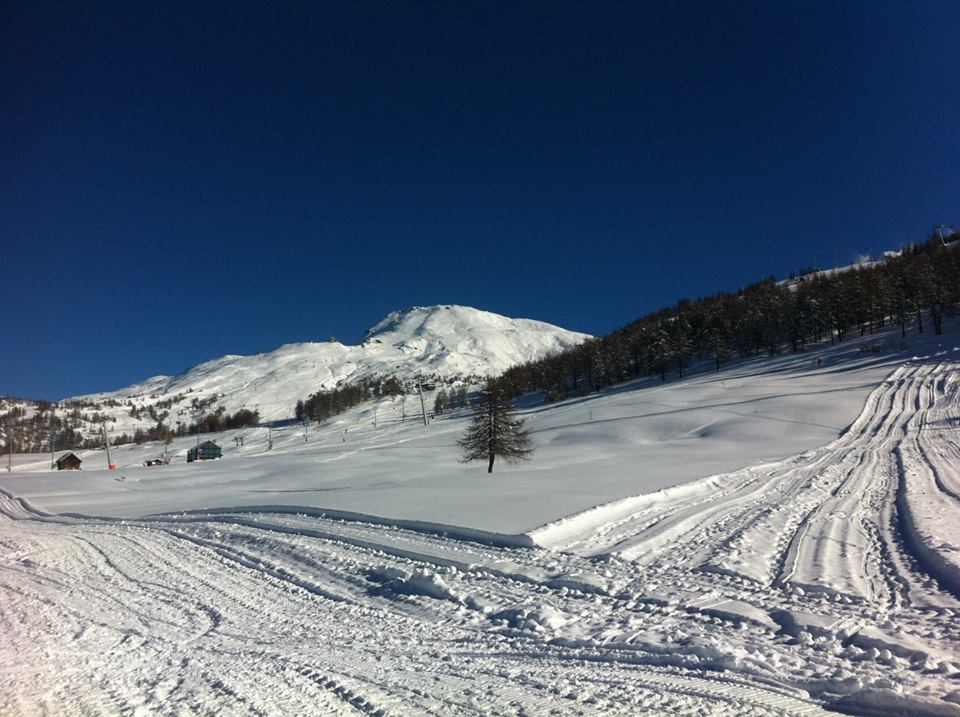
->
2, 323, 960, 715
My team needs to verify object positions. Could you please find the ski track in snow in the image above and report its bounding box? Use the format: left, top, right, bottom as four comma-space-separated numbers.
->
3, 362, 960, 715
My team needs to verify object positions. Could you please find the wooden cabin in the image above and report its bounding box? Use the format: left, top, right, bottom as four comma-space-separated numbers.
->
187, 440, 222, 463
55, 453, 82, 470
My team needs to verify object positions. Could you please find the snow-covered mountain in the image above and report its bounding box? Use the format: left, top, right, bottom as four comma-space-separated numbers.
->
360, 305, 588, 374
55, 305, 589, 436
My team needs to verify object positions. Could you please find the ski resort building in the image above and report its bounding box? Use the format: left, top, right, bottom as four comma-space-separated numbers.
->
55, 453, 82, 470
187, 441, 222, 463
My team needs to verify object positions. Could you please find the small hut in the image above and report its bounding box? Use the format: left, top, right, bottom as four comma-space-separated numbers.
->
187, 440, 222, 463
56, 453, 82, 470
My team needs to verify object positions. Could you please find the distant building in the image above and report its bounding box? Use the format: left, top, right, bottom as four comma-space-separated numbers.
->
187, 440, 222, 463
55, 453, 82, 470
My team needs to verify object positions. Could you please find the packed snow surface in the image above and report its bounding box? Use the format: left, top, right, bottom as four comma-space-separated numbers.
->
3, 326, 960, 715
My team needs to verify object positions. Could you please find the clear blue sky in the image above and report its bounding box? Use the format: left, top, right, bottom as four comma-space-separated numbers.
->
3, 1, 958, 400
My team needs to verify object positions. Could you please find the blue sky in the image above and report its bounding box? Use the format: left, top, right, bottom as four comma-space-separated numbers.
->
3, 1, 958, 399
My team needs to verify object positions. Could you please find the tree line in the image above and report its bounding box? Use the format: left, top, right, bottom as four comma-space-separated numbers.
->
1, 405, 92, 453
295, 375, 469, 424
494, 233, 960, 402
296, 381, 375, 423
295, 374, 419, 423
96, 409, 262, 449
433, 386, 469, 414
0, 406, 262, 454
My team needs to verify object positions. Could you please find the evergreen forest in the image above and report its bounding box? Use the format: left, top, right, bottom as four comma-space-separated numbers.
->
493, 233, 960, 401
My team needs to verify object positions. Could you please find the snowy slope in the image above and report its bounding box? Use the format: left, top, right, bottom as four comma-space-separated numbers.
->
62, 304, 590, 433
3, 322, 960, 715
360, 304, 585, 374
7, 323, 954, 532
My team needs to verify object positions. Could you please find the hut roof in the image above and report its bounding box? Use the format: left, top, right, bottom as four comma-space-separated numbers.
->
55, 453, 82, 468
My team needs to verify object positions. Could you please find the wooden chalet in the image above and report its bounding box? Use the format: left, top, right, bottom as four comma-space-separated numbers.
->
187, 440, 222, 463
55, 453, 82, 470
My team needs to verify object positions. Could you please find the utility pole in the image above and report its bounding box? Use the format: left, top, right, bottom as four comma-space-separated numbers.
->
7, 437, 12, 472
49, 408, 56, 469
417, 376, 428, 427
268, 426, 273, 449
103, 424, 113, 470
373, 406, 377, 429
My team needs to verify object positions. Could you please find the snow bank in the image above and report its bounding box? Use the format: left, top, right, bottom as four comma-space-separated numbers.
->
825, 689, 960, 717
490, 604, 569, 633
370, 568, 465, 604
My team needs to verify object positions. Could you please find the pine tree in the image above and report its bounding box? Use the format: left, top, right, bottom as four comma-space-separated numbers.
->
433, 389, 449, 415
451, 385, 468, 409
458, 382, 533, 474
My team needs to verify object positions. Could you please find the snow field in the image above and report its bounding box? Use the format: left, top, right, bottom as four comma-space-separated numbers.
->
1, 503, 841, 715
528, 358, 960, 711
1, 325, 917, 534
2, 326, 960, 714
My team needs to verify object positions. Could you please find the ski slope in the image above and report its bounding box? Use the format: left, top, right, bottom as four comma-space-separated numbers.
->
2, 326, 960, 715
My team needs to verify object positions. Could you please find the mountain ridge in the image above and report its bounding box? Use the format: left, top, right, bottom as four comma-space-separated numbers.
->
78, 305, 588, 402
1, 305, 590, 449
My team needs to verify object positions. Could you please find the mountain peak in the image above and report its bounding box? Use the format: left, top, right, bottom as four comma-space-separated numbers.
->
65, 305, 590, 428
360, 306, 590, 370
362, 305, 538, 345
